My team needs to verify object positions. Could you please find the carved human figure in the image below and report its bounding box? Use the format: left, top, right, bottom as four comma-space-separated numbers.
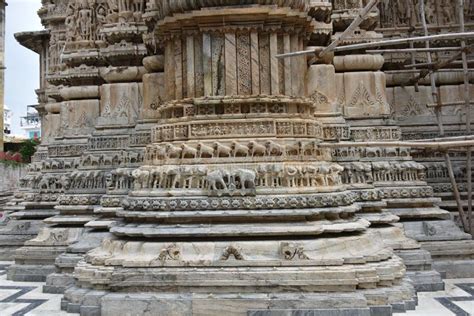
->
65, 5, 77, 41
78, 5, 93, 41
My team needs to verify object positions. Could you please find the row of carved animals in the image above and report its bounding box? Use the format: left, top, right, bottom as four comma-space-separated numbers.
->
81, 150, 143, 167
341, 161, 425, 184
332, 146, 411, 159
424, 162, 469, 181
372, 161, 425, 182
21, 171, 105, 192
20, 174, 70, 193
25, 150, 143, 172
128, 163, 344, 191
145, 140, 327, 161
21, 159, 426, 194
27, 159, 80, 172
69, 171, 107, 190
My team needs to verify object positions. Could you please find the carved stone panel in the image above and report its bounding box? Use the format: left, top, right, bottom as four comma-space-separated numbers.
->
306, 64, 339, 114
60, 100, 100, 137
337, 71, 391, 118
42, 113, 62, 143
142, 72, 165, 120
388, 86, 435, 122
98, 82, 142, 126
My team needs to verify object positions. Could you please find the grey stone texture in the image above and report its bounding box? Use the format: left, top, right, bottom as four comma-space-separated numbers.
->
6, 0, 474, 315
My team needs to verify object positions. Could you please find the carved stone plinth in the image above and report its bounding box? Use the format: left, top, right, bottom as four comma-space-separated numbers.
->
53, 2, 419, 315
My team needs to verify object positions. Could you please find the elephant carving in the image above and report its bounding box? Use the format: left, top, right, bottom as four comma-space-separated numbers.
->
206, 170, 230, 191
132, 168, 150, 190
234, 169, 256, 190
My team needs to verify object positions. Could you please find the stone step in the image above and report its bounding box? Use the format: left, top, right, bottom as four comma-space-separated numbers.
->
387, 207, 450, 220
385, 198, 442, 208
111, 218, 371, 238
405, 270, 445, 292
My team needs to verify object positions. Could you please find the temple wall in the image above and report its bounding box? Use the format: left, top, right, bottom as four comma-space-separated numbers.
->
0, 163, 26, 192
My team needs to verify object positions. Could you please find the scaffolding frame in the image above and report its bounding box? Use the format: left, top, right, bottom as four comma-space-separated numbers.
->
277, 0, 474, 234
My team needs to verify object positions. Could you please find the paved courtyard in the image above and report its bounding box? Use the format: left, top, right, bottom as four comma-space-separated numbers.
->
0, 261, 472, 316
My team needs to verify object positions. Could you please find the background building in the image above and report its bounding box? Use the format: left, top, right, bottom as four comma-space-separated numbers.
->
20, 105, 40, 140
3, 103, 10, 135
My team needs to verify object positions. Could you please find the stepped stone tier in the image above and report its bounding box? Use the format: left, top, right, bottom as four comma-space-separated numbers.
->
6, 0, 472, 315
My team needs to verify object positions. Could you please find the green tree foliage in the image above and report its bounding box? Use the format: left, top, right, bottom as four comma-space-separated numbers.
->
19, 139, 40, 163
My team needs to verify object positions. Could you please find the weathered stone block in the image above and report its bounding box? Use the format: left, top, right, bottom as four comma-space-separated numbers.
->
98, 83, 142, 126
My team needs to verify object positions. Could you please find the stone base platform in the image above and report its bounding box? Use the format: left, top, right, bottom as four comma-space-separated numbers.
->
62, 283, 417, 316
7, 264, 57, 282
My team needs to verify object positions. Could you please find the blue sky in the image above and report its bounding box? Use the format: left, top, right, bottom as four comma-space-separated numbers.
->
5, 0, 42, 135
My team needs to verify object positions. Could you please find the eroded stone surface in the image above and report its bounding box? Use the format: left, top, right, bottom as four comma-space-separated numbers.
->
7, 0, 474, 315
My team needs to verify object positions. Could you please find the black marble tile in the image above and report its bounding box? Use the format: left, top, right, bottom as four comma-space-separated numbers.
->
435, 283, 474, 316
0, 285, 47, 316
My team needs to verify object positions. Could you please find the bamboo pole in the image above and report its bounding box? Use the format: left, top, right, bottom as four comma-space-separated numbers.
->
317, 0, 380, 59
427, 101, 467, 108
406, 0, 419, 91
385, 69, 474, 74
366, 47, 464, 53
403, 45, 474, 86
412, 135, 474, 142
459, 0, 473, 235
419, 0, 469, 231
404, 59, 474, 69
375, 23, 474, 32
331, 33, 474, 52
411, 135, 474, 142
277, 0, 380, 60
405, 59, 474, 69
276, 32, 474, 59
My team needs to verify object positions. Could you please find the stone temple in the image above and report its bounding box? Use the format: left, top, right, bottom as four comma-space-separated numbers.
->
1, 0, 474, 315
